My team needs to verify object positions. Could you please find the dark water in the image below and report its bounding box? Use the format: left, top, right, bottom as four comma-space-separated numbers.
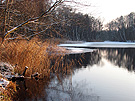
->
14, 48, 135, 101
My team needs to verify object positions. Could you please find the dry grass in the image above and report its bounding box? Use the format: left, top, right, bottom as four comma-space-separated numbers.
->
0, 37, 69, 78
0, 37, 75, 100
0, 81, 16, 101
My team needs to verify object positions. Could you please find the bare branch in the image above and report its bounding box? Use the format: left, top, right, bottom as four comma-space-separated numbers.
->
3, 0, 63, 40
4, 18, 68, 41
64, 0, 91, 7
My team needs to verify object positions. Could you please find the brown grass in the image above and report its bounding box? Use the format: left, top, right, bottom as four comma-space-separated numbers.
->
0, 37, 75, 100
0, 37, 68, 78
0, 81, 16, 101
0, 37, 82, 101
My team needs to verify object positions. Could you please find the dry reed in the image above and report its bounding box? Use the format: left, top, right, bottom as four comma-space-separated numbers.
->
0, 81, 16, 101
0, 37, 84, 101
0, 37, 68, 78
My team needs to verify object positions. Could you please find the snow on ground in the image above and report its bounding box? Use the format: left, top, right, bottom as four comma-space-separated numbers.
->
65, 47, 97, 54
0, 62, 14, 92
0, 78, 9, 91
58, 41, 135, 48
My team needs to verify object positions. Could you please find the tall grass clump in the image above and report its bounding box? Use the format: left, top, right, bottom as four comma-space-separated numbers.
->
0, 37, 67, 78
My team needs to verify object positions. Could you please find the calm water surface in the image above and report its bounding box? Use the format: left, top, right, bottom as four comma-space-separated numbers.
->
47, 48, 135, 101
72, 55, 135, 101
15, 48, 135, 101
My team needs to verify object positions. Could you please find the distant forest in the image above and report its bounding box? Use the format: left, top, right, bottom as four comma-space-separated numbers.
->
1, 0, 135, 42
101, 12, 135, 42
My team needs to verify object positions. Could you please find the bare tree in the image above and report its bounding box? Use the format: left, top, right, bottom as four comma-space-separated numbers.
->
0, 0, 64, 43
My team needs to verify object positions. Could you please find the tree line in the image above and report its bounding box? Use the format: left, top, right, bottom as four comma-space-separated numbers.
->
0, 0, 103, 42
1, 0, 134, 42
98, 12, 135, 41
49, 5, 103, 41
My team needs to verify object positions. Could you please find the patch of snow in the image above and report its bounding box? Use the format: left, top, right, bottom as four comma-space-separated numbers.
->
65, 47, 97, 54
58, 41, 135, 48
0, 62, 14, 92
0, 78, 9, 90
0, 62, 14, 78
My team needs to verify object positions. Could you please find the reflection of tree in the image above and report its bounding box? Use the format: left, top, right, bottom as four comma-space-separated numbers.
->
101, 49, 135, 71
13, 79, 50, 101
46, 78, 99, 101
14, 48, 135, 100
64, 51, 101, 69
49, 51, 101, 77
13, 51, 101, 100
46, 52, 101, 101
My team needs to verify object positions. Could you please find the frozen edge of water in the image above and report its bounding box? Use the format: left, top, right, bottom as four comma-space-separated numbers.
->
58, 41, 135, 48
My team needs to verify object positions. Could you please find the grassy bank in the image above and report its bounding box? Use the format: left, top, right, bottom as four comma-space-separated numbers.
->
0, 38, 69, 78
0, 37, 76, 101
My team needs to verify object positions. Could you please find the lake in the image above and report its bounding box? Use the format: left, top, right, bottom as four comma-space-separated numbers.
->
72, 48, 135, 101
14, 42, 135, 101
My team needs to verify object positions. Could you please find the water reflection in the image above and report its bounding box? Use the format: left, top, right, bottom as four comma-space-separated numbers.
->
64, 50, 101, 68
66, 48, 135, 73
13, 50, 101, 101
72, 57, 135, 101
101, 48, 135, 72
72, 48, 135, 101
13, 48, 135, 101
13, 79, 50, 101
46, 78, 100, 101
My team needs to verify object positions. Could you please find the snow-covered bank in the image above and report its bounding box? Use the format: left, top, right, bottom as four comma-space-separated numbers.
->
0, 78, 9, 91
58, 41, 135, 48
0, 62, 14, 92
0, 62, 14, 77
65, 47, 97, 54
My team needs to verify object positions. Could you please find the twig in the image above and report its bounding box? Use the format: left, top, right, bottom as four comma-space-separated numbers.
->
3, 0, 63, 40
4, 19, 67, 40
